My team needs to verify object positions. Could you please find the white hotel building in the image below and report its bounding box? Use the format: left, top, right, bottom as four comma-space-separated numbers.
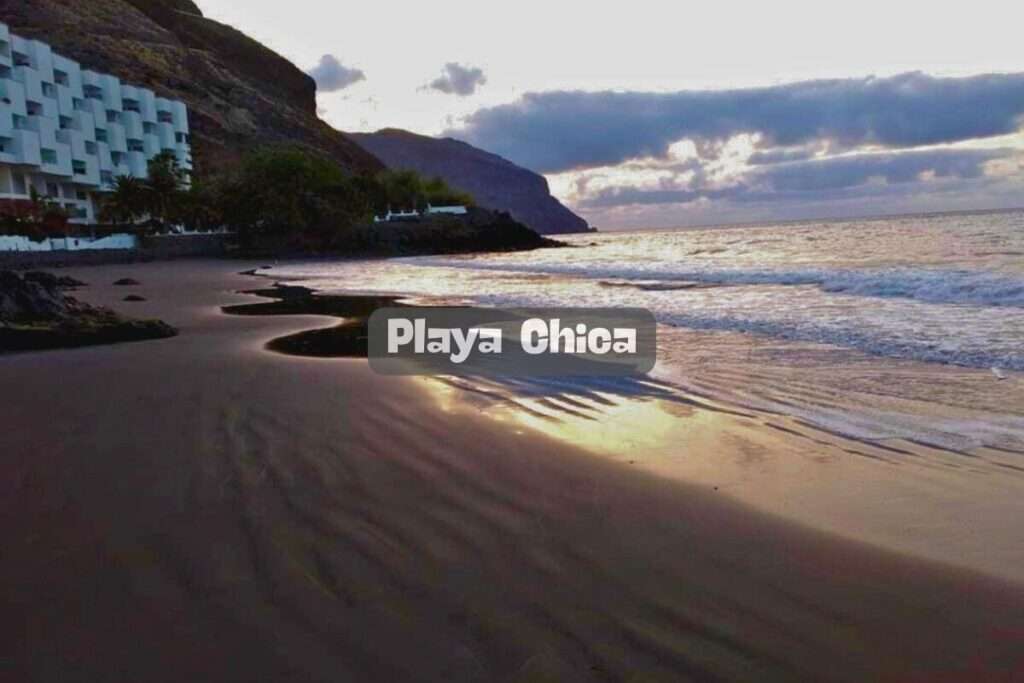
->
0, 22, 191, 225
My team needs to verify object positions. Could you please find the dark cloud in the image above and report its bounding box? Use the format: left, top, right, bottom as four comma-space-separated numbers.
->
578, 148, 1012, 208
450, 72, 1024, 173
750, 147, 1003, 192
747, 146, 817, 165
426, 63, 487, 96
308, 55, 365, 93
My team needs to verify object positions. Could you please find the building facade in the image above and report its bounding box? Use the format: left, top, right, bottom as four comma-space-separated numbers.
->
0, 22, 191, 224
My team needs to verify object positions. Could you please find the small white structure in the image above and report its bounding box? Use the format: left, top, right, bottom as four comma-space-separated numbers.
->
425, 204, 468, 216
0, 21, 192, 229
373, 204, 468, 223
373, 208, 421, 223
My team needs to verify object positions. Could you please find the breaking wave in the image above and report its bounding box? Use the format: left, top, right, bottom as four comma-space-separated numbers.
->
411, 257, 1024, 309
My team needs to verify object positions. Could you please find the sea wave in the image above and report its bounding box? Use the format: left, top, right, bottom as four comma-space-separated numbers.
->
410, 257, 1024, 308
654, 313, 1024, 371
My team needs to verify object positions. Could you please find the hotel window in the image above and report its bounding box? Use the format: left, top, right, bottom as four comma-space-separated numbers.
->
54, 70, 70, 86
12, 51, 30, 67
106, 110, 120, 124
95, 128, 108, 143
0, 40, 10, 58
42, 82, 57, 98
144, 122, 157, 134
12, 114, 28, 130
111, 152, 125, 165
76, 190, 88, 201
72, 160, 87, 175
73, 98, 89, 112
84, 85, 103, 100
100, 171, 114, 187
85, 141, 98, 154
157, 111, 174, 124
0, 137, 9, 153
59, 116, 73, 130
26, 101, 42, 116
175, 132, 189, 143
47, 182, 59, 197
123, 99, 140, 113
128, 139, 145, 152
41, 148, 58, 165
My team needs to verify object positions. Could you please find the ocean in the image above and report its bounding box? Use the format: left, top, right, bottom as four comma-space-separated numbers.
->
260, 209, 1024, 453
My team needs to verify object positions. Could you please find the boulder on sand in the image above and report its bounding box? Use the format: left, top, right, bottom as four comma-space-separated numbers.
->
0, 271, 175, 352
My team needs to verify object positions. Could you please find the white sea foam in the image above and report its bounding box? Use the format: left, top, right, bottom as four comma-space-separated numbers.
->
264, 212, 1024, 451
412, 258, 1024, 308
270, 211, 1024, 371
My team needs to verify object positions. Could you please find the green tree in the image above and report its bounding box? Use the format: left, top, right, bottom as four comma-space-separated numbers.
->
100, 153, 188, 229
222, 148, 345, 234
100, 176, 149, 226
422, 174, 474, 208
146, 151, 189, 226
170, 147, 478, 251
176, 179, 225, 233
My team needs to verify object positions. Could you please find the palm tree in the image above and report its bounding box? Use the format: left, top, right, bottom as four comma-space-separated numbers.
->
145, 151, 188, 226
101, 176, 149, 226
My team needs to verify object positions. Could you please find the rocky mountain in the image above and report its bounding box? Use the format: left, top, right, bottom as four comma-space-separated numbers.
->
3, 1, 590, 235
352, 129, 591, 235
0, 0, 382, 176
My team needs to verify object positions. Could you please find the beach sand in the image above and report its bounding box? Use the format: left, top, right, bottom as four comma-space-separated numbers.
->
2, 259, 1023, 682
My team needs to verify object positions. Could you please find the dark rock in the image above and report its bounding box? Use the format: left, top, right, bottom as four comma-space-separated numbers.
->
352, 129, 591, 235
0, 270, 72, 321
0, 271, 176, 352
123, 295, 147, 302
21, 272, 87, 290
113, 278, 141, 286
236, 207, 563, 258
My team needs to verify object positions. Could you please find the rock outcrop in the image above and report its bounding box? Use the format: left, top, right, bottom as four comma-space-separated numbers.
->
0, 0, 382, 176
352, 129, 591, 235
0, 270, 176, 351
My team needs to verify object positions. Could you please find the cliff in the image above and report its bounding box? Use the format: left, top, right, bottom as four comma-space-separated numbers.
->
352, 129, 591, 235
2, 1, 590, 236
0, 0, 383, 176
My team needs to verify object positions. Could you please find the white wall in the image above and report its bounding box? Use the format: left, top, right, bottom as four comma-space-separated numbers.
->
0, 232, 137, 251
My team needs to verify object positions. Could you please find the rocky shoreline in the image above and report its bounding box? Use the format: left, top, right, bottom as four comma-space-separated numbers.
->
223, 282, 405, 357
0, 271, 177, 352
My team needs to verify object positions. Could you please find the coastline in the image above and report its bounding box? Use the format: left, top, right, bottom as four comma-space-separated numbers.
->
3, 258, 1024, 681
230, 266, 1024, 583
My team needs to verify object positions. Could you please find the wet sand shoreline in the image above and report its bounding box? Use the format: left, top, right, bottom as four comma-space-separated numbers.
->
3, 259, 1023, 681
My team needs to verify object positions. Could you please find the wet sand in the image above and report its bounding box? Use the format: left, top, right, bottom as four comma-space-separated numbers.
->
2, 259, 1023, 682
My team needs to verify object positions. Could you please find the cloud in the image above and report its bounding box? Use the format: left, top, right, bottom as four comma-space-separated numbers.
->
449, 72, 1024, 173
577, 148, 1013, 208
748, 147, 1003, 193
308, 55, 365, 93
426, 63, 487, 96
747, 146, 817, 165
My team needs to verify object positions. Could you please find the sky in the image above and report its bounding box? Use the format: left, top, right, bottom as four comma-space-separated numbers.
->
196, 0, 1024, 229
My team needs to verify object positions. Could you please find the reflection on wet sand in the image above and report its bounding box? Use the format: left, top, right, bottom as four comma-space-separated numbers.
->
423, 372, 1024, 583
